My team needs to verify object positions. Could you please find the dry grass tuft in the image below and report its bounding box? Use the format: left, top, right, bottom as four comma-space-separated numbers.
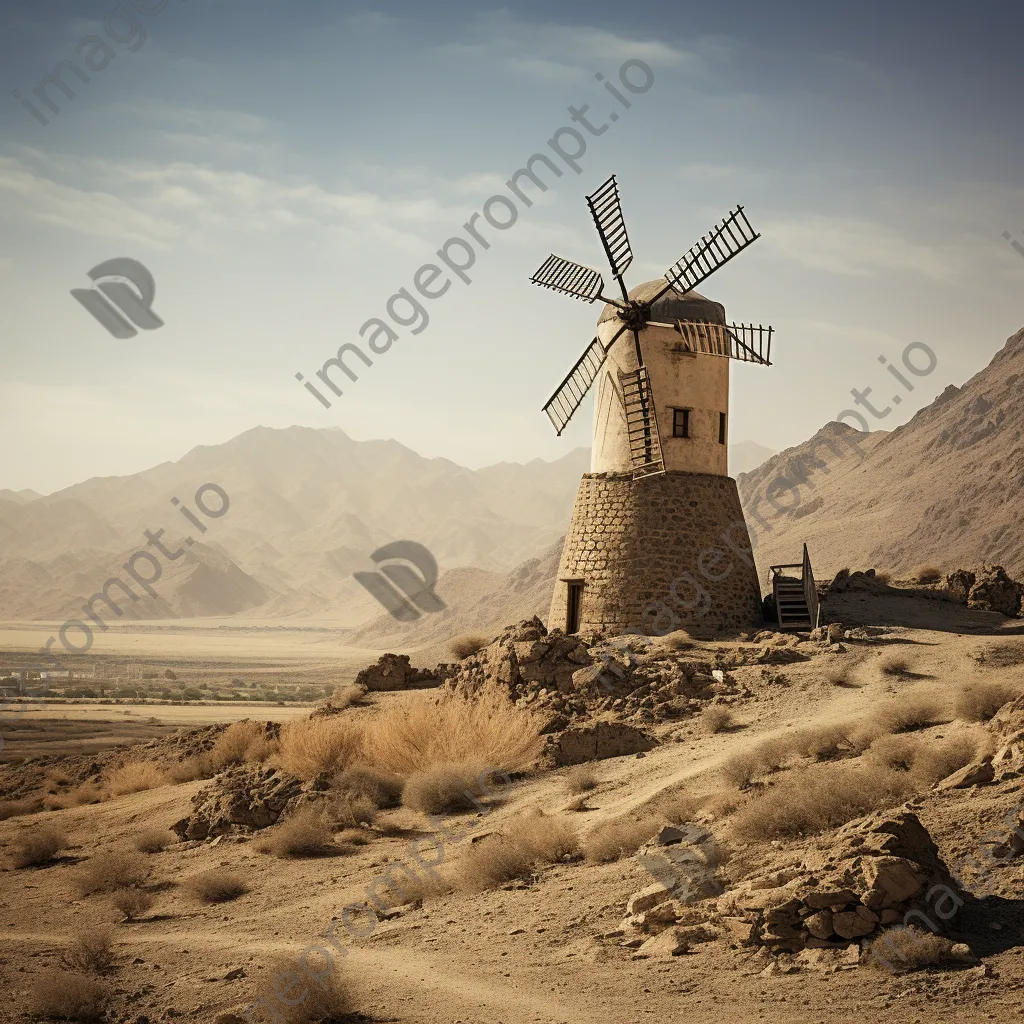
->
332, 766, 402, 809
582, 814, 662, 863
401, 760, 490, 814
871, 693, 946, 734
75, 849, 150, 895
326, 793, 377, 829
365, 682, 543, 778
721, 736, 795, 787
877, 651, 914, 678
261, 806, 337, 858
111, 887, 154, 921
789, 725, 853, 762
867, 733, 923, 773
914, 565, 943, 585
0, 797, 42, 820
865, 926, 960, 973
253, 954, 357, 1024
10, 824, 69, 868
43, 781, 105, 810
167, 753, 216, 783
106, 761, 168, 796
911, 735, 983, 788
64, 925, 115, 973
454, 812, 579, 892
186, 869, 249, 903
564, 766, 599, 795
448, 633, 491, 660
210, 720, 278, 769
565, 795, 590, 812
823, 661, 859, 688
134, 829, 174, 854
329, 683, 368, 710
30, 971, 111, 1021
953, 680, 1021, 722
647, 789, 705, 825
278, 718, 364, 781
729, 762, 912, 841
701, 706, 735, 734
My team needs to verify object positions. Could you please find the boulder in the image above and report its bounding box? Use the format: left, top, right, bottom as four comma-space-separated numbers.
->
548, 721, 656, 766
935, 756, 995, 790
633, 823, 723, 905
967, 564, 1024, 617
632, 927, 689, 958
945, 569, 976, 604
171, 764, 304, 840
354, 653, 440, 691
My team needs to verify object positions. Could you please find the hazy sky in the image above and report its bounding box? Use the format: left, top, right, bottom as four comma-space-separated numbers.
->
2, 0, 1023, 495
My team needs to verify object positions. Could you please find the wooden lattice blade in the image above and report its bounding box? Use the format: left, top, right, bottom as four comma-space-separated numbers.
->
586, 175, 633, 281
530, 254, 605, 302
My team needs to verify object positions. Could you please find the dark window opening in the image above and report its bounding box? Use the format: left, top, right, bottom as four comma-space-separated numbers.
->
672, 408, 690, 438
566, 582, 584, 634
719, 412, 727, 445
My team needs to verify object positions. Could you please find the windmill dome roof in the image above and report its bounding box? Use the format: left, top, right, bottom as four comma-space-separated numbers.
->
598, 278, 726, 327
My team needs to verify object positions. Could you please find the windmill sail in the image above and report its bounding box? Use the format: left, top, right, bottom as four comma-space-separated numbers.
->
542, 338, 608, 435
586, 175, 633, 282
530, 254, 605, 302
661, 207, 760, 298
672, 321, 773, 365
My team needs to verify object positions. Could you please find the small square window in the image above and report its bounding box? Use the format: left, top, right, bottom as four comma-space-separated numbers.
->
672, 408, 690, 438
719, 411, 727, 445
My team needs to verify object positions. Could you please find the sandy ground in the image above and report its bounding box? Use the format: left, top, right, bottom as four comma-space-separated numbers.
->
2, 593, 1024, 1023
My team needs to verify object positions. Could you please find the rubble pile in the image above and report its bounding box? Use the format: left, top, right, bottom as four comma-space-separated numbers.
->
441, 617, 729, 724
945, 564, 1024, 616
353, 653, 441, 691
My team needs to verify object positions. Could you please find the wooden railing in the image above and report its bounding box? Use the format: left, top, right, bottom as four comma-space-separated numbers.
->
802, 543, 820, 630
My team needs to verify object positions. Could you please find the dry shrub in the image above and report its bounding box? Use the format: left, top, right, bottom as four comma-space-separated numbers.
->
10, 824, 69, 868
64, 925, 115, 973
730, 762, 912, 841
448, 633, 491, 660
454, 812, 578, 892
911, 735, 983, 788
134, 829, 174, 854
44, 781, 105, 810
43, 769, 73, 793
75, 849, 150, 895
583, 814, 661, 863
871, 693, 946, 734
648, 789, 704, 825
329, 683, 368, 710
401, 760, 493, 814
867, 733, 923, 773
278, 718, 364, 781
253, 955, 356, 1024
167, 752, 216, 783
722, 736, 794, 787
565, 766, 598, 795
823, 661, 859, 688
332, 766, 402, 809
865, 926, 959, 973
565, 795, 589, 812
877, 651, 914, 678
0, 797, 41, 820
875, 570, 893, 585
365, 682, 543, 777
186, 869, 249, 903
914, 565, 943, 585
789, 725, 853, 762
262, 806, 336, 858
326, 793, 377, 829
721, 749, 762, 788
112, 887, 154, 921
30, 971, 111, 1022
953, 680, 1020, 722
701, 706, 734, 735
210, 720, 277, 769
106, 761, 168, 796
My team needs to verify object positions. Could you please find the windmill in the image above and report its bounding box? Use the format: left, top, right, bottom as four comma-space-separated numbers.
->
531, 175, 773, 480
530, 175, 774, 637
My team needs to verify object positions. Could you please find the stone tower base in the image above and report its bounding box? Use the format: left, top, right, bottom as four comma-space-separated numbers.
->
549, 471, 763, 637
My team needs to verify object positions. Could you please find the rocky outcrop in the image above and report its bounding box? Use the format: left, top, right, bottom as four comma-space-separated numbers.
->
716, 812, 960, 953
171, 764, 306, 840
354, 653, 440, 691
547, 720, 656, 765
967, 564, 1024, 617
945, 569, 976, 604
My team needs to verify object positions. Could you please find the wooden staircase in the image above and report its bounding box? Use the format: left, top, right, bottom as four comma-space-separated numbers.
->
769, 544, 820, 631
619, 367, 665, 479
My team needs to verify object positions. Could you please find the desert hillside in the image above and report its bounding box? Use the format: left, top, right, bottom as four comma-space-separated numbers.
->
739, 328, 1024, 581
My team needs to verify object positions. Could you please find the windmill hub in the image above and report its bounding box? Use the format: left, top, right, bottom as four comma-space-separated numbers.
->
618, 300, 652, 333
